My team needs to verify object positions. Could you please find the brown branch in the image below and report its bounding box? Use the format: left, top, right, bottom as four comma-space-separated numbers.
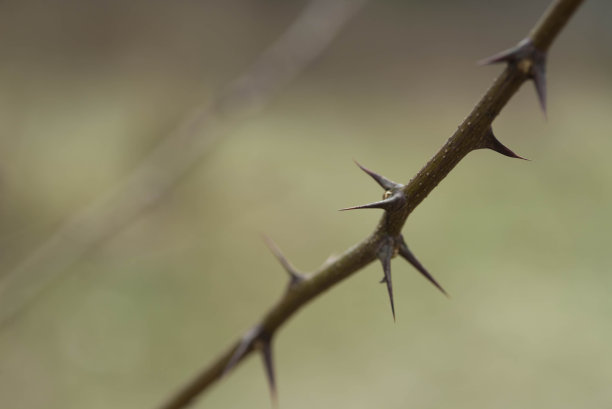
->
158, 0, 585, 408
0, 0, 368, 329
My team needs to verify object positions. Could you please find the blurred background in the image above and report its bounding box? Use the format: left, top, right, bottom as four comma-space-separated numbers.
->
0, 0, 611, 408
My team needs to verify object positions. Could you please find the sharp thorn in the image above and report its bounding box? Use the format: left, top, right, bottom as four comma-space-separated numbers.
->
224, 325, 262, 377
353, 160, 402, 191
398, 238, 448, 298
485, 128, 529, 160
339, 199, 392, 211
261, 235, 305, 287
339, 192, 404, 212
260, 338, 278, 407
378, 242, 396, 322
478, 47, 518, 66
478, 38, 531, 66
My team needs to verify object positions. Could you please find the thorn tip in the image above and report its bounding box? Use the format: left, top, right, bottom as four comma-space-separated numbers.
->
398, 237, 448, 297
484, 128, 528, 160
378, 240, 396, 321
260, 337, 277, 406
262, 235, 304, 287
353, 160, 402, 191
340, 192, 405, 212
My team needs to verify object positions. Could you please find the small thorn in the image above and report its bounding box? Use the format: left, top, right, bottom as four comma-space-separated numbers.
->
484, 128, 529, 160
262, 235, 305, 288
479, 38, 531, 66
398, 238, 448, 297
224, 325, 262, 377
339, 192, 405, 212
378, 241, 396, 322
354, 160, 402, 191
259, 337, 277, 407
478, 47, 519, 66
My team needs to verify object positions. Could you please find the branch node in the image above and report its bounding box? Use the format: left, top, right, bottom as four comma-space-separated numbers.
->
341, 162, 406, 212
480, 38, 547, 116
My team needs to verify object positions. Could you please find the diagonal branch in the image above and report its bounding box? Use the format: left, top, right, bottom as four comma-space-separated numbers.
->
157, 0, 585, 408
0, 0, 369, 329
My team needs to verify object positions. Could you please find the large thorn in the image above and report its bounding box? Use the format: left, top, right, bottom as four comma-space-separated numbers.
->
480, 38, 547, 116
377, 240, 396, 321
262, 235, 305, 288
259, 337, 277, 407
224, 325, 263, 377
339, 191, 405, 212
398, 237, 448, 297
354, 160, 402, 191
483, 128, 528, 160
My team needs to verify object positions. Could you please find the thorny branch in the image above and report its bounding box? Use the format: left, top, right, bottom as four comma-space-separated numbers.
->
0, 0, 368, 329
159, 0, 584, 408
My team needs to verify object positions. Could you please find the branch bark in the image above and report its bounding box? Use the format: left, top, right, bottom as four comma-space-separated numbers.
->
158, 0, 584, 408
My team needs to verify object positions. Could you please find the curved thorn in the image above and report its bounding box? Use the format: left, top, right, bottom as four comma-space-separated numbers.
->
224, 325, 263, 377
354, 160, 401, 191
260, 337, 277, 407
398, 238, 448, 297
378, 242, 395, 322
261, 235, 305, 288
485, 128, 529, 160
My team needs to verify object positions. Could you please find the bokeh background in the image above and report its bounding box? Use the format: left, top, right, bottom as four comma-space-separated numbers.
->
0, 1, 611, 408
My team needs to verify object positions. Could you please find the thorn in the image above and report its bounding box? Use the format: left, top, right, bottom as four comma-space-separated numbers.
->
339, 191, 405, 212
259, 337, 278, 407
377, 240, 396, 322
262, 235, 305, 288
478, 38, 531, 66
484, 128, 529, 160
479, 39, 547, 117
478, 46, 522, 66
224, 325, 262, 377
398, 237, 448, 297
354, 160, 402, 191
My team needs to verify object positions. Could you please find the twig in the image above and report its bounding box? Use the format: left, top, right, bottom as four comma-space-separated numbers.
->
0, 0, 368, 329
156, 0, 585, 408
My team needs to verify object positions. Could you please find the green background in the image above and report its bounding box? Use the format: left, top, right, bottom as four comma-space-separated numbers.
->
0, 1, 611, 408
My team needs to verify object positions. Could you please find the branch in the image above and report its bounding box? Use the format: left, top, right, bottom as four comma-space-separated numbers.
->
158, 0, 584, 408
0, 0, 368, 329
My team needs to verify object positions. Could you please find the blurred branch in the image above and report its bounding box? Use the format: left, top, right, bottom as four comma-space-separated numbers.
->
0, 0, 368, 328
156, 0, 584, 408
